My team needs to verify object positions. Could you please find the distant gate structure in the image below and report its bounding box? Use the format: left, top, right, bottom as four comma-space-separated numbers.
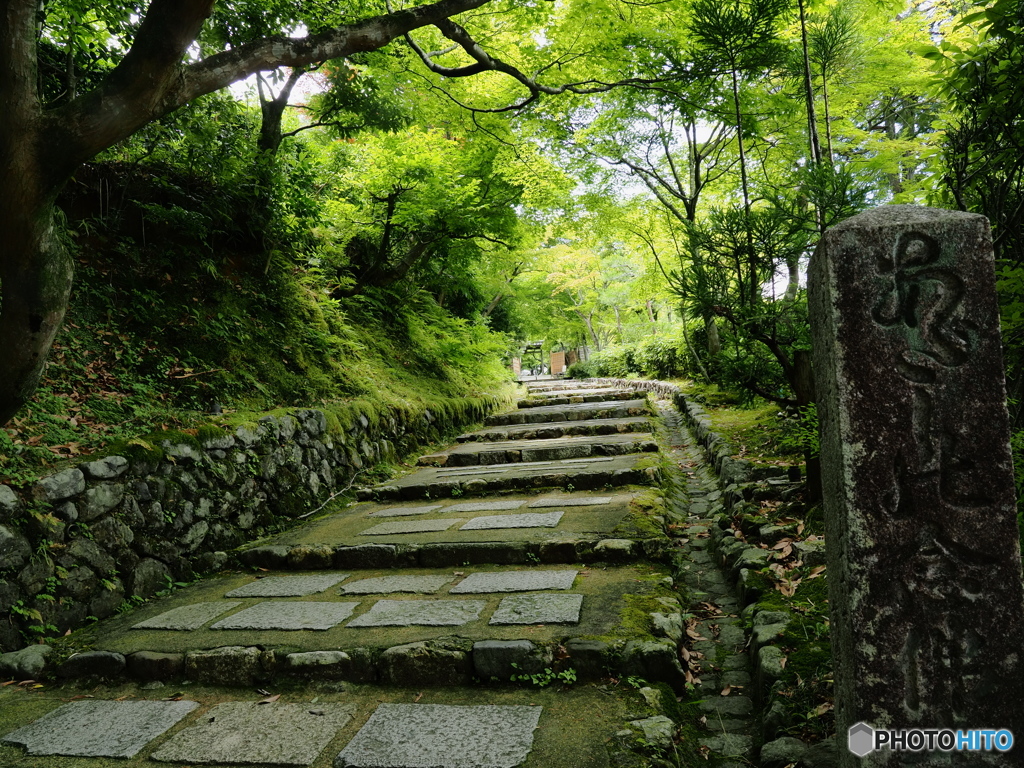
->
512, 341, 545, 377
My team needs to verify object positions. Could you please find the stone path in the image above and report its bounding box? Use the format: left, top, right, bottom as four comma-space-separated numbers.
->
0, 378, 757, 768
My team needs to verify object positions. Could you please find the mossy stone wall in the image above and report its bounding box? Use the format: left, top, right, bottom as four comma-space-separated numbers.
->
0, 394, 510, 652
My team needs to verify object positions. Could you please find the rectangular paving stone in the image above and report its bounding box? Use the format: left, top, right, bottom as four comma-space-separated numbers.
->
225, 574, 350, 598
133, 602, 242, 631
151, 702, 353, 765
336, 703, 542, 768
210, 601, 359, 631
441, 500, 525, 513
360, 519, 462, 536
2, 700, 198, 758
562, 457, 614, 464
340, 575, 451, 594
434, 467, 506, 475
450, 570, 578, 593
489, 594, 584, 625
367, 504, 443, 517
460, 512, 564, 531
346, 599, 486, 627
528, 496, 613, 508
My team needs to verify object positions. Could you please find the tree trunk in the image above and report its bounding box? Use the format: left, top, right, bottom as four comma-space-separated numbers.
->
0, 198, 75, 426
705, 315, 721, 356
575, 309, 601, 351
797, 0, 822, 166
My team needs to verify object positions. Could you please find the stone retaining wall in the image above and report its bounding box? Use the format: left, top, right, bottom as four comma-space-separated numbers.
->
0, 394, 510, 653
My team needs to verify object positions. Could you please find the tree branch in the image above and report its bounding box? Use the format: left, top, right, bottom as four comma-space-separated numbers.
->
53, 0, 495, 166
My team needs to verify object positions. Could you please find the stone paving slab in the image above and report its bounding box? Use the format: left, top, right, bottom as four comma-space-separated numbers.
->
450, 570, 577, 593
359, 519, 462, 536
1, 699, 198, 758
336, 703, 542, 768
528, 496, 613, 508
484, 399, 649, 427
460, 512, 564, 530
133, 602, 242, 631
151, 702, 353, 765
360, 453, 656, 501
341, 575, 452, 594
418, 433, 657, 467
346, 599, 486, 627
366, 504, 444, 517
457, 416, 653, 443
225, 573, 350, 597
441, 499, 525, 512
490, 594, 585, 625
210, 601, 359, 630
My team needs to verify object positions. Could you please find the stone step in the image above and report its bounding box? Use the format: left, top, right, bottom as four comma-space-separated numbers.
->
417, 433, 658, 467
357, 453, 660, 501
0, 685, 636, 767
524, 381, 617, 392
456, 416, 653, 443
238, 490, 669, 570
484, 399, 650, 427
516, 390, 635, 408
58, 562, 683, 693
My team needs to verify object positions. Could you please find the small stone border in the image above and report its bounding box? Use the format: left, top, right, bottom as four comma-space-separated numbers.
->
589, 379, 837, 768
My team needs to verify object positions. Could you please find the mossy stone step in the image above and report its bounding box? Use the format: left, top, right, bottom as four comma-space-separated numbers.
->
358, 453, 661, 501
61, 563, 684, 691
516, 390, 635, 408
417, 433, 658, 467
484, 400, 650, 427
236, 489, 670, 570
456, 416, 653, 443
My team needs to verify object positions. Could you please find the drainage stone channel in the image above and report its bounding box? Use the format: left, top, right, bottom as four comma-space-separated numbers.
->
0, 379, 753, 768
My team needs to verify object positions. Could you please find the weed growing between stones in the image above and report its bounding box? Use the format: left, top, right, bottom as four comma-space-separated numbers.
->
510, 664, 578, 688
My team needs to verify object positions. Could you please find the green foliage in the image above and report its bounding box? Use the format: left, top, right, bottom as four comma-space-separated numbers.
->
510, 664, 577, 688
777, 405, 820, 457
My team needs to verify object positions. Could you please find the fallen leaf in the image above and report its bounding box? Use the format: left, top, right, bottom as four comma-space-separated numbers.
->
814, 702, 834, 716
16, 680, 36, 686
257, 694, 281, 704
114, 695, 134, 701
257, 688, 272, 696
720, 686, 732, 696
686, 627, 709, 641
808, 565, 827, 579
771, 539, 794, 550
413, 692, 423, 703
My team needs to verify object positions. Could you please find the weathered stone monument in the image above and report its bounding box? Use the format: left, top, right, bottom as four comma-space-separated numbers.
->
810, 205, 1024, 766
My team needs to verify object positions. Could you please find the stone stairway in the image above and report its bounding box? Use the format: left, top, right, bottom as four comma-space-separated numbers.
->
0, 379, 755, 768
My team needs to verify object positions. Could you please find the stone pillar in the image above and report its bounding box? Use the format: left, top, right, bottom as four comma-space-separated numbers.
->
809, 206, 1024, 766
512, 357, 521, 377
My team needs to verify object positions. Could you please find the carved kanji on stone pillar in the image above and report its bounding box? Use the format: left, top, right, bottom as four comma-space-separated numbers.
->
810, 205, 1024, 767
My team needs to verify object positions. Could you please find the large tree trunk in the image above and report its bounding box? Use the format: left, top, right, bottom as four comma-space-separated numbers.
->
0, 171, 75, 426
0, 0, 75, 424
